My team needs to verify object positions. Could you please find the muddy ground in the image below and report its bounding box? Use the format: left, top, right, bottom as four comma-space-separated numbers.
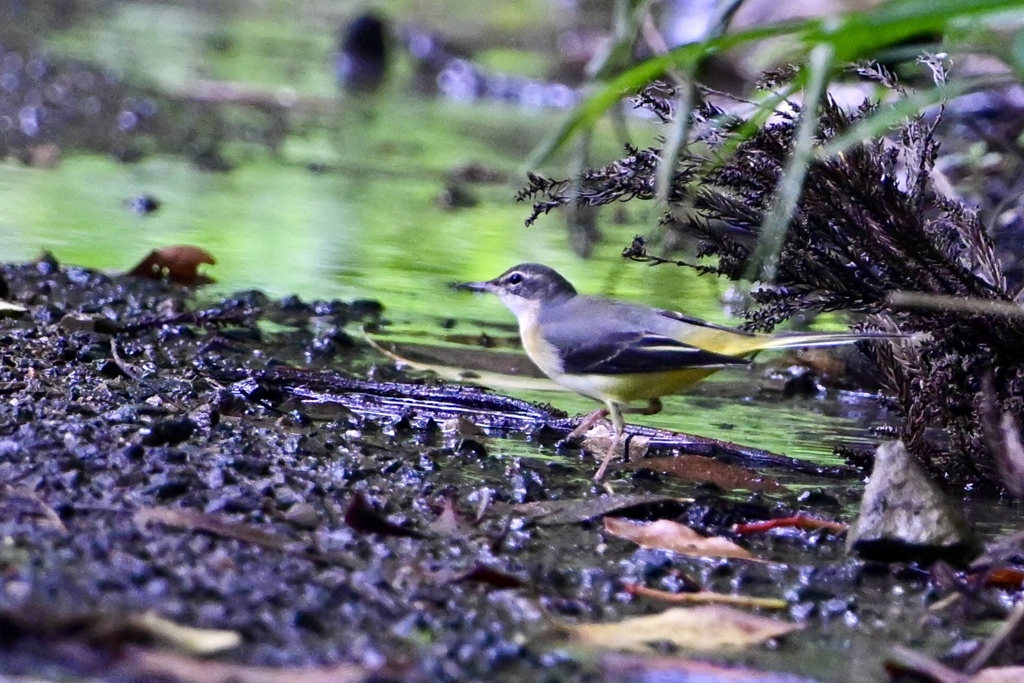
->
0, 257, 996, 683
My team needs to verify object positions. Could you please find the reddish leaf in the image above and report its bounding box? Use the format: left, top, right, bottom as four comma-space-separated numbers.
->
734, 515, 848, 535
135, 507, 291, 550
981, 566, 1024, 590
628, 456, 786, 493
127, 245, 217, 285
451, 563, 526, 590
343, 492, 424, 539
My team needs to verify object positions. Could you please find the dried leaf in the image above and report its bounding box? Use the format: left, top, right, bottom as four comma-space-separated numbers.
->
885, 645, 964, 683
624, 583, 788, 610
974, 667, 1024, 683
513, 494, 681, 525
428, 498, 473, 538
0, 300, 27, 316
980, 374, 1024, 497
126, 245, 216, 285
451, 564, 526, 590
441, 416, 487, 441
121, 646, 371, 683
600, 653, 823, 683
627, 456, 786, 493
565, 605, 800, 652
344, 492, 424, 539
135, 507, 292, 550
134, 611, 240, 655
605, 517, 759, 561
0, 485, 66, 532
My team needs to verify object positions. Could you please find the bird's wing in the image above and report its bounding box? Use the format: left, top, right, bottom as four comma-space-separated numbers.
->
557, 330, 751, 375
657, 308, 756, 336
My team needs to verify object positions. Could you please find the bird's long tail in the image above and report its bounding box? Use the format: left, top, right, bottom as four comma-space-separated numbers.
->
683, 326, 919, 357
748, 330, 911, 353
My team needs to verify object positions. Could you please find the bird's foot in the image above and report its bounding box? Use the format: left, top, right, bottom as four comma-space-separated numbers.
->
560, 408, 610, 447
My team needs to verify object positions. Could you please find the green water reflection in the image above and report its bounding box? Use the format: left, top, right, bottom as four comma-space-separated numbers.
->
0, 0, 893, 466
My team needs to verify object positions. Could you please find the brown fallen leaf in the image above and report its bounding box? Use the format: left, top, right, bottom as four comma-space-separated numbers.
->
135, 506, 292, 550
512, 494, 682, 526
604, 517, 760, 561
624, 583, 788, 610
441, 416, 488, 441
974, 667, 1024, 683
0, 485, 67, 532
121, 646, 372, 683
133, 611, 241, 655
627, 455, 786, 493
126, 245, 216, 285
980, 373, 1024, 497
565, 605, 801, 652
886, 645, 1024, 683
428, 497, 474, 538
343, 492, 424, 539
134, 504, 356, 568
0, 605, 238, 656
450, 563, 527, 590
600, 652, 824, 683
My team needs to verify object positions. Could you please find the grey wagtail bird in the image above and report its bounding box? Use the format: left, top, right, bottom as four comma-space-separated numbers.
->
459, 263, 902, 482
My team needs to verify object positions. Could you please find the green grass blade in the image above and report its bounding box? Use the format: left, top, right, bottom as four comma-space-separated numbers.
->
525, 0, 1023, 168
746, 44, 835, 284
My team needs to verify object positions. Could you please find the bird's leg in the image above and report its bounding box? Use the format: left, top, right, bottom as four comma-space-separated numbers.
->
566, 400, 661, 446
565, 407, 610, 442
594, 403, 626, 482
592, 399, 660, 481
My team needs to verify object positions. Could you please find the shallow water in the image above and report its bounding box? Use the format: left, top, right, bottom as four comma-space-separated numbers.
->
0, 0, 900, 469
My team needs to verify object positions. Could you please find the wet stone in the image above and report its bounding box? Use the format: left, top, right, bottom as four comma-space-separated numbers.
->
284, 503, 320, 530
848, 441, 982, 565
140, 417, 197, 446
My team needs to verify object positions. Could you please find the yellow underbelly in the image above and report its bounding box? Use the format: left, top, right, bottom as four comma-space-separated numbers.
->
554, 368, 721, 404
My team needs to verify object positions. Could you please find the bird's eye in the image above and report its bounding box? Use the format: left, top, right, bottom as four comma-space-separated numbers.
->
507, 272, 524, 285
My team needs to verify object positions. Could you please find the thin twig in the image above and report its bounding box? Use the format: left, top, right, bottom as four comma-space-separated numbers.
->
963, 599, 1024, 674
887, 291, 1024, 318
110, 339, 185, 411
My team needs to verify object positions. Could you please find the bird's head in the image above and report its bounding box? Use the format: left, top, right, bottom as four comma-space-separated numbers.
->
457, 263, 577, 319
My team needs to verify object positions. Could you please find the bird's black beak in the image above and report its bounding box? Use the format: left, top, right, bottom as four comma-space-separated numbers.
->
453, 279, 497, 294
